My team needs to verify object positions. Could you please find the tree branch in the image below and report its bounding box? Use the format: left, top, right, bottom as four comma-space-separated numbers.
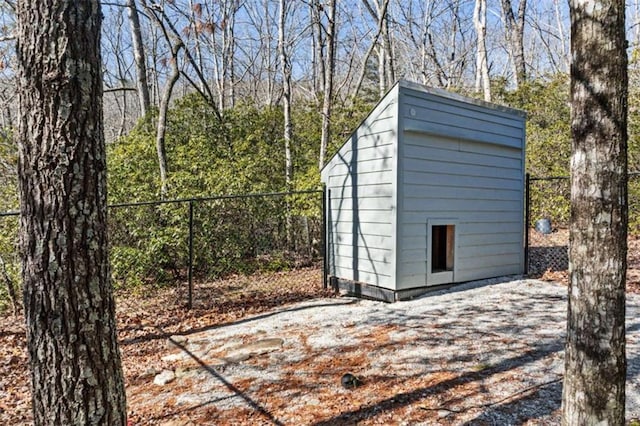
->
104, 86, 138, 93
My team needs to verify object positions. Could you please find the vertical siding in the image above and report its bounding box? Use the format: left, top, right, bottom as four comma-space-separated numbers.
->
396, 85, 525, 289
321, 87, 398, 290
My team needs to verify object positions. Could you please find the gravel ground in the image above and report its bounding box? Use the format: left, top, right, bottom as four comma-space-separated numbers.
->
131, 278, 640, 425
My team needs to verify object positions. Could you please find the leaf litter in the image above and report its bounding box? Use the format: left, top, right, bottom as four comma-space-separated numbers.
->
1, 269, 640, 425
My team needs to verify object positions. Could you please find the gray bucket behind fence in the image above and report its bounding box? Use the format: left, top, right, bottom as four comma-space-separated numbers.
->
535, 218, 552, 234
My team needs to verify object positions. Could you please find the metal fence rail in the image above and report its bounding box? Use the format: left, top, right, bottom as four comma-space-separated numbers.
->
0, 189, 327, 310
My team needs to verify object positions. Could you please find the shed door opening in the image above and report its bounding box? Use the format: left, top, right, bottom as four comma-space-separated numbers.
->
431, 225, 455, 273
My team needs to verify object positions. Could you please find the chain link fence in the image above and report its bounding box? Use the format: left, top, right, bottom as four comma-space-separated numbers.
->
527, 173, 640, 282
526, 176, 570, 277
0, 190, 329, 312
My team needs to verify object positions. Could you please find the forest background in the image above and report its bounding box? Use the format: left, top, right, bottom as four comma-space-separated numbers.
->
0, 0, 639, 310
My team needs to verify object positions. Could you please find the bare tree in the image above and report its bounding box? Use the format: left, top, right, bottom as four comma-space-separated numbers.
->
352, 0, 390, 98
16, 0, 127, 423
500, 0, 527, 88
102, 6, 135, 140
278, 0, 296, 248
156, 39, 183, 199
362, 0, 394, 97
278, 0, 293, 190
221, 1, 239, 109
187, 0, 206, 94
139, 0, 230, 196
243, 0, 279, 105
553, 0, 570, 72
393, 0, 471, 90
379, 0, 395, 89
524, 1, 568, 76
473, 0, 491, 101
563, 0, 627, 423
310, 0, 325, 99
127, 0, 151, 117
184, 0, 241, 110
147, 1, 218, 110
0, 1, 16, 124
319, 0, 337, 170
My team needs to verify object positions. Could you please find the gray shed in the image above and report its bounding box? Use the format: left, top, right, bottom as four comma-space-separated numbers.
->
321, 80, 526, 301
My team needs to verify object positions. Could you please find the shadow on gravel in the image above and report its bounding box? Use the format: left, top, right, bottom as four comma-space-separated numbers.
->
311, 342, 563, 426
124, 278, 640, 424
461, 380, 562, 425
121, 299, 354, 345
151, 331, 287, 425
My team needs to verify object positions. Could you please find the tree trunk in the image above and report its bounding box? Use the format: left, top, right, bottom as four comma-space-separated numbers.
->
188, 0, 206, 94
500, 0, 527, 88
310, 0, 325, 99
362, 0, 388, 97
127, 0, 151, 117
446, 0, 461, 88
223, 0, 237, 109
473, 0, 491, 101
352, 0, 390, 99
149, 26, 161, 106
16, 0, 127, 424
553, 0, 570, 73
278, 0, 293, 247
265, 0, 276, 106
156, 41, 182, 199
278, 0, 293, 191
319, 0, 336, 170
376, 43, 386, 97
380, 0, 395, 88
142, 0, 219, 117
209, 0, 238, 111
563, 0, 627, 424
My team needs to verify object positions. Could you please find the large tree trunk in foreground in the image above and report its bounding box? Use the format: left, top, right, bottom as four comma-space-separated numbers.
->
16, 1, 127, 424
563, 0, 627, 424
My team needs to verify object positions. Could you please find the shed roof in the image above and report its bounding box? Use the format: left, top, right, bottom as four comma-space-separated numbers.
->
397, 80, 526, 118
321, 80, 526, 174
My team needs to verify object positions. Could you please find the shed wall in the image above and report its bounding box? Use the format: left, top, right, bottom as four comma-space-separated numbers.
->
396, 88, 525, 289
322, 86, 399, 289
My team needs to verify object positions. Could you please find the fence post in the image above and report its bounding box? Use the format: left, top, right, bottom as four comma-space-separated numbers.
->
524, 173, 530, 275
322, 185, 328, 290
187, 200, 194, 309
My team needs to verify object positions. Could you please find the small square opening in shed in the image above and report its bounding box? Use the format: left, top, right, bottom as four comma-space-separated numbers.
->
432, 225, 455, 273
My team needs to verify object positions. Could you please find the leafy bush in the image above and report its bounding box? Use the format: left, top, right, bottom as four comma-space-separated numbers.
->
0, 129, 19, 312
106, 98, 342, 288
495, 75, 571, 178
